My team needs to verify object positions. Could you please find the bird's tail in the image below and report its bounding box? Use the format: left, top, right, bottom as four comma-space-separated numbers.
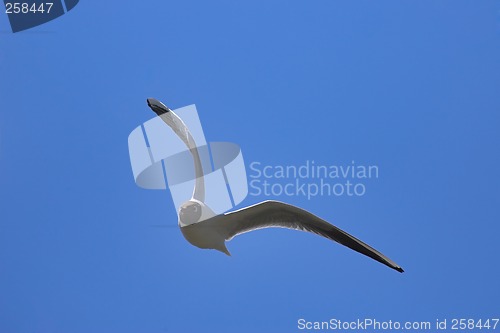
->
217, 243, 231, 256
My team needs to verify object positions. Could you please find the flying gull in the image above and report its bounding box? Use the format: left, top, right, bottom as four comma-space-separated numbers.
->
146, 98, 404, 273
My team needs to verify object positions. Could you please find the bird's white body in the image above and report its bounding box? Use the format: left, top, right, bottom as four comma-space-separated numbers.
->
181, 216, 231, 255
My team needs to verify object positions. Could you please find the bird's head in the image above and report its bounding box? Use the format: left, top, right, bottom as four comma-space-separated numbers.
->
147, 98, 170, 116
178, 199, 216, 226
179, 201, 202, 225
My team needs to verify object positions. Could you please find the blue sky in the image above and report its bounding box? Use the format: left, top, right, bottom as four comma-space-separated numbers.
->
0, 1, 499, 332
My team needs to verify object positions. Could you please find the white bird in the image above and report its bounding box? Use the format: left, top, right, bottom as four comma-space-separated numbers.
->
147, 98, 404, 273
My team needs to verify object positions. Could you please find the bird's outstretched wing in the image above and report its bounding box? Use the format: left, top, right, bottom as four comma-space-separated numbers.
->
211, 200, 404, 273
147, 98, 205, 202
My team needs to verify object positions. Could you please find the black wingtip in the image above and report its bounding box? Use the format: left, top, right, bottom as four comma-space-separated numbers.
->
396, 267, 404, 273
147, 98, 170, 116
